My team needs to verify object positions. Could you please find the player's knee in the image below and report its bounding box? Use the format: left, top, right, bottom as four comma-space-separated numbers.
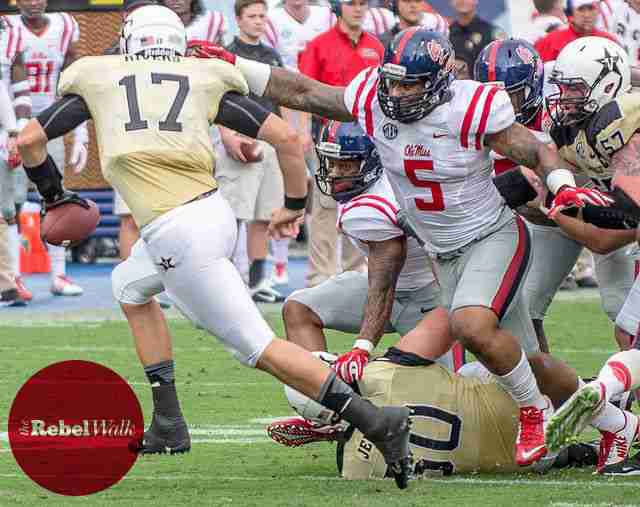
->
282, 298, 322, 330
450, 308, 497, 353
111, 261, 153, 305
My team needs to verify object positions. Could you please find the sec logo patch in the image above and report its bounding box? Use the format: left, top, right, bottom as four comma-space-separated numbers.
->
383, 123, 398, 140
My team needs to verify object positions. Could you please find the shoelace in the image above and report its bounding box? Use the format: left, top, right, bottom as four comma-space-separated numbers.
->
519, 407, 544, 444
598, 431, 629, 470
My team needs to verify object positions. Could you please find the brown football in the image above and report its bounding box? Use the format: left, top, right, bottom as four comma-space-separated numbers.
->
41, 200, 100, 247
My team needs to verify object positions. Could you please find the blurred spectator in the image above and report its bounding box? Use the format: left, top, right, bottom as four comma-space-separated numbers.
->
216, 0, 287, 302
449, 0, 506, 76
298, 0, 383, 287
379, 0, 448, 48
535, 0, 618, 62
522, 0, 567, 45
595, 0, 617, 32
609, 0, 640, 66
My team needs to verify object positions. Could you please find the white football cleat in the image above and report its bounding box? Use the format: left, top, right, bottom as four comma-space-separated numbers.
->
50, 275, 83, 296
546, 382, 606, 454
597, 411, 639, 475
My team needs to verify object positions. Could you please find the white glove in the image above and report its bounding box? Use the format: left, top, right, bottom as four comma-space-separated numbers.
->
69, 140, 88, 174
69, 123, 89, 174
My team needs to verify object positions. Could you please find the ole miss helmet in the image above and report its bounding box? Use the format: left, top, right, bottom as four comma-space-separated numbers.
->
474, 38, 544, 126
378, 28, 455, 123
315, 121, 383, 204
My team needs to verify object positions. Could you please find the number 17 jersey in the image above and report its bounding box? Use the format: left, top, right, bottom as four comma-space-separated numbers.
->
57, 55, 250, 227
344, 71, 516, 254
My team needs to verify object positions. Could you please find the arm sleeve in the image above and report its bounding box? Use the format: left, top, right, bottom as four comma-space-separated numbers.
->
37, 95, 92, 140
0, 81, 17, 132
213, 92, 271, 139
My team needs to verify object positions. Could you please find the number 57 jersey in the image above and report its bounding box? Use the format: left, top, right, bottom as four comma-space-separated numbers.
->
344, 71, 516, 254
58, 55, 249, 227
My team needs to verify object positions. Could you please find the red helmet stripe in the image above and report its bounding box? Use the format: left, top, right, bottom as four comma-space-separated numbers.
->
327, 121, 341, 142
487, 41, 501, 82
393, 27, 421, 65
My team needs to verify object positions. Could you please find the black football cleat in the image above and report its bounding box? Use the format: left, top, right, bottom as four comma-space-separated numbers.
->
140, 413, 191, 455
369, 406, 413, 490
599, 450, 640, 476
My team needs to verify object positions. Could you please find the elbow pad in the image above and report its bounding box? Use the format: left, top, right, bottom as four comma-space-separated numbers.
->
582, 204, 639, 230
493, 168, 537, 208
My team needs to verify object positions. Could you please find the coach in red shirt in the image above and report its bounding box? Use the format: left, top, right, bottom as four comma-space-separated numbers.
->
535, 0, 618, 62
298, 0, 384, 288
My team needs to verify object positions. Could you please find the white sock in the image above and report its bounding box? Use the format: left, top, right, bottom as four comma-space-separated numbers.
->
7, 224, 19, 276
271, 238, 289, 266
48, 243, 66, 280
591, 402, 628, 434
495, 351, 546, 409
231, 221, 249, 285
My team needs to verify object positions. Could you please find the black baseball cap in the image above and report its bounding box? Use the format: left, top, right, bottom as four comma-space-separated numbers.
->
122, 0, 158, 12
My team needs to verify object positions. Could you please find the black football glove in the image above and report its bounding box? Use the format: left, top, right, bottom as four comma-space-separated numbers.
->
42, 190, 90, 215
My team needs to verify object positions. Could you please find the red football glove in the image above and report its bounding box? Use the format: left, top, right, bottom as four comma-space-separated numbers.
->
547, 186, 614, 217
8, 149, 21, 169
335, 346, 370, 384
186, 40, 236, 64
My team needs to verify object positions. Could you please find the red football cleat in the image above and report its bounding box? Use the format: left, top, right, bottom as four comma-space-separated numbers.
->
267, 416, 345, 447
516, 397, 553, 467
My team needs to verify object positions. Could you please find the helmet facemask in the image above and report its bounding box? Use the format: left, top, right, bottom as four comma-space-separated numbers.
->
377, 63, 451, 123
505, 72, 543, 125
315, 142, 382, 204
547, 74, 600, 127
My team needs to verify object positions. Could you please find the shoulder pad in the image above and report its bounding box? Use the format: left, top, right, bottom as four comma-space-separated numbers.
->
585, 100, 623, 149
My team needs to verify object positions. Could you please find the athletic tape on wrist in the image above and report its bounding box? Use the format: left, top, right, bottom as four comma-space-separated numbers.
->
353, 339, 374, 353
546, 169, 576, 194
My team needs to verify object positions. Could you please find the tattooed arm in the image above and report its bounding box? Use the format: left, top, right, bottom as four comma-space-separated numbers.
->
485, 122, 563, 182
612, 133, 640, 210
358, 236, 407, 346
262, 68, 355, 122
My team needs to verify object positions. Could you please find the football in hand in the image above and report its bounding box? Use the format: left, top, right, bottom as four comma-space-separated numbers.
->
241, 141, 264, 163
41, 200, 100, 247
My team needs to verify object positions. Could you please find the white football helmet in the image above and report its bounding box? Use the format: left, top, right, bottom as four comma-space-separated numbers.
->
547, 36, 630, 126
120, 5, 187, 56
284, 352, 341, 426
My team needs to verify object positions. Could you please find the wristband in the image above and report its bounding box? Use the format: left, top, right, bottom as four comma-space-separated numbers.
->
235, 56, 272, 97
23, 155, 63, 202
284, 195, 307, 210
353, 339, 374, 353
546, 169, 576, 194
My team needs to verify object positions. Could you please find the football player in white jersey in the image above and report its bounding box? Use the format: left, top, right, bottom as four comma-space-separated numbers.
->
13, 0, 87, 297
0, 15, 32, 304
273, 120, 455, 445
610, 0, 640, 67
17, 5, 414, 489
188, 26, 616, 467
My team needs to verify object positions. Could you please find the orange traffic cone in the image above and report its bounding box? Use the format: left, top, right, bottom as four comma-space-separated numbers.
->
19, 210, 50, 274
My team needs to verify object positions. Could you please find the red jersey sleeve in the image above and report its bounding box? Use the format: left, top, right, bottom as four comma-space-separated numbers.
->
298, 39, 321, 80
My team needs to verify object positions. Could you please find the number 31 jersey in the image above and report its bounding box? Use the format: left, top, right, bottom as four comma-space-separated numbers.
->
12, 13, 79, 115
344, 70, 515, 254
57, 55, 249, 227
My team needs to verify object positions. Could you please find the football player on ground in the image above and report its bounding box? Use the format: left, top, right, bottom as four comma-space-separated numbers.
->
475, 38, 639, 354
187, 26, 612, 466
16, 5, 413, 489
273, 323, 639, 477
547, 348, 640, 474
544, 36, 640, 351
0, 15, 32, 304
13, 0, 87, 297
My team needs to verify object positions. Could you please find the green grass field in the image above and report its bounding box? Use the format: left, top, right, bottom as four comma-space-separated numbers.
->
0, 300, 638, 506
